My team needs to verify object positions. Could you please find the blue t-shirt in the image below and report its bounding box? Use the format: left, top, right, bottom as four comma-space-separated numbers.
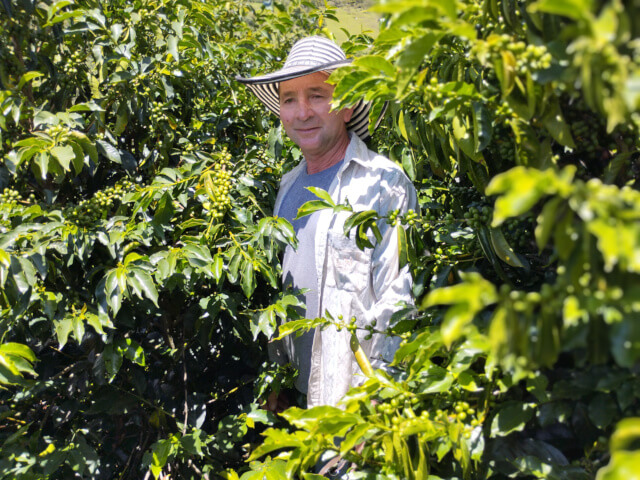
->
278, 160, 343, 393
278, 160, 343, 234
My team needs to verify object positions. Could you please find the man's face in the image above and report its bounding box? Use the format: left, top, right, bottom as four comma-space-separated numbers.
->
279, 72, 353, 159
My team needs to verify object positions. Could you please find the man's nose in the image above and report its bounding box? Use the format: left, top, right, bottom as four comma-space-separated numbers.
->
296, 99, 313, 120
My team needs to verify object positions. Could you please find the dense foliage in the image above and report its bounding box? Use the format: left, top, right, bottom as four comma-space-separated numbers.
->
0, 0, 321, 477
1, 0, 639, 479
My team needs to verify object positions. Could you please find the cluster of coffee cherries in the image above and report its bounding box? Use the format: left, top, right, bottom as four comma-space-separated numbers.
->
402, 209, 419, 227
422, 208, 442, 225
202, 149, 233, 221
149, 100, 167, 125
513, 43, 553, 75
386, 209, 400, 227
1, 187, 20, 229
64, 179, 135, 227
45, 124, 70, 142
58, 50, 84, 89
463, 204, 492, 229
503, 216, 534, 250
477, 35, 552, 75
422, 76, 460, 106
1, 187, 20, 208
494, 136, 516, 162
0, 42, 22, 81
430, 401, 480, 439
374, 392, 421, 432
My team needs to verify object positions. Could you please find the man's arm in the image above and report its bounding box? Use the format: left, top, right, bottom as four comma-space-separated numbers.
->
364, 170, 419, 369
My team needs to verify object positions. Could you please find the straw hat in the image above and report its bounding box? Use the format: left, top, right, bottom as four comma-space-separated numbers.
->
236, 36, 380, 140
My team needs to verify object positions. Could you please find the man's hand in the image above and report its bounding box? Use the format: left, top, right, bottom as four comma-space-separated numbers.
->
263, 390, 290, 413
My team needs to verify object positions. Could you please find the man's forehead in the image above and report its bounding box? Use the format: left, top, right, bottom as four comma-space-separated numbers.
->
279, 72, 333, 94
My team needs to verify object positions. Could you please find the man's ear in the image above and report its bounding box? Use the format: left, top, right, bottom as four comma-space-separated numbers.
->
342, 106, 355, 123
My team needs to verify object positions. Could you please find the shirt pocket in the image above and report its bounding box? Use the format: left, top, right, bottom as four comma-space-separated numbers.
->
326, 231, 371, 294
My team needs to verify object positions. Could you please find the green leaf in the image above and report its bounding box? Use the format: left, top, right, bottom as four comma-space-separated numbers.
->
69, 131, 98, 163
0, 342, 37, 385
44, 7, 83, 27
240, 458, 288, 480
0, 353, 25, 385
343, 210, 378, 237
50, 145, 75, 171
212, 254, 224, 281
103, 343, 123, 380
472, 101, 493, 153
422, 272, 497, 346
85, 312, 112, 335
610, 313, 640, 367
452, 115, 480, 160
490, 401, 535, 437
587, 218, 640, 273
67, 139, 85, 174
530, 0, 594, 21
295, 199, 333, 220
167, 34, 179, 62
241, 260, 255, 298
55, 315, 85, 348
276, 317, 325, 340
16, 71, 43, 90
13, 256, 37, 294
353, 55, 395, 76
418, 365, 454, 394
0, 342, 36, 364
33, 151, 50, 179
103, 271, 123, 316
499, 50, 517, 97
609, 418, 640, 452
305, 186, 334, 204
596, 450, 640, 480
114, 102, 129, 136
127, 267, 159, 306
119, 338, 146, 367
397, 109, 409, 141
535, 197, 563, 251
96, 140, 121, 164
398, 225, 408, 269
588, 393, 618, 429
152, 192, 175, 226
227, 252, 242, 283
183, 243, 213, 268
489, 226, 529, 269
148, 437, 178, 479
487, 166, 575, 226
397, 31, 443, 71
402, 148, 416, 181
540, 99, 576, 148
252, 306, 276, 339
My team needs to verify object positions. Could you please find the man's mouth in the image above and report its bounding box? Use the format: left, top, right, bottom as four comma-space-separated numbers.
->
296, 126, 319, 133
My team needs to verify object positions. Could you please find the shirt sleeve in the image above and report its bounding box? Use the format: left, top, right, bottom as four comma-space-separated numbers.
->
361, 169, 419, 370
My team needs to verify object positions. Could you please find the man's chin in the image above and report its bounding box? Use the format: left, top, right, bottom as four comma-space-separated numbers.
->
296, 138, 323, 153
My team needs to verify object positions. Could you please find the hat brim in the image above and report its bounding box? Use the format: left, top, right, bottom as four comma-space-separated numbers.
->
236, 61, 381, 141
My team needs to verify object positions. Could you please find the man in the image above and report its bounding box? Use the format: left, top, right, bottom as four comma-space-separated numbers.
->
237, 36, 418, 409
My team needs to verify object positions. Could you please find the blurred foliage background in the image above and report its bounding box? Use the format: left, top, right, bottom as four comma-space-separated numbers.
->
1, 0, 639, 479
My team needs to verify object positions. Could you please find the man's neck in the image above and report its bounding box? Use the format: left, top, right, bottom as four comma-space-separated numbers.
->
305, 134, 351, 174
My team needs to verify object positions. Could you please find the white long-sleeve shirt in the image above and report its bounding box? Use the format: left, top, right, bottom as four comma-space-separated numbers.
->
271, 134, 419, 407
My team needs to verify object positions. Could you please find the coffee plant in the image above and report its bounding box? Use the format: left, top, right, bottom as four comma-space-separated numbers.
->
0, 0, 326, 478
224, 0, 640, 479
1, 0, 639, 479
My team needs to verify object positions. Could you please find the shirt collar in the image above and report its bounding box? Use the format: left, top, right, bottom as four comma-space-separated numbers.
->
338, 133, 370, 174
